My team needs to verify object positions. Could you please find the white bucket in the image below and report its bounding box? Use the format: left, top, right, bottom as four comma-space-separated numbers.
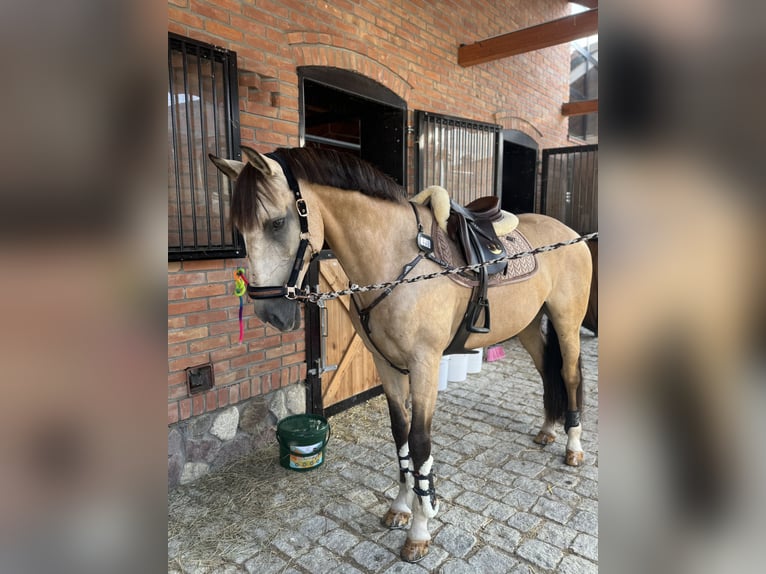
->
466, 348, 483, 373
437, 356, 450, 391
447, 354, 468, 382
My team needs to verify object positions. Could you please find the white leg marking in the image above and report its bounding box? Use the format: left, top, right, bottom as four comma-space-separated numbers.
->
567, 424, 583, 453
409, 510, 431, 542
540, 419, 557, 437
391, 444, 413, 513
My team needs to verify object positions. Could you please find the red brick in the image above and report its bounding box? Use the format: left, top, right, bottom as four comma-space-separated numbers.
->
168, 402, 180, 425
183, 260, 225, 271
255, 358, 282, 373
210, 317, 240, 334
186, 310, 228, 326
168, 317, 186, 329
250, 376, 262, 396
189, 334, 230, 353
168, 326, 208, 344
169, 300, 208, 316
169, 385, 188, 404
205, 20, 243, 42
228, 385, 240, 404
239, 380, 251, 401
168, 371, 187, 387
179, 398, 192, 420
168, 6, 204, 28
168, 353, 211, 372
168, 272, 207, 286
281, 351, 305, 366
217, 387, 229, 407
210, 344, 247, 362
192, 393, 205, 416
230, 352, 263, 369
265, 344, 293, 360
190, 0, 229, 23
247, 334, 281, 350
186, 283, 228, 299
206, 269, 236, 283
168, 343, 188, 358
205, 389, 218, 411
214, 367, 246, 387
209, 294, 237, 309
168, 287, 185, 301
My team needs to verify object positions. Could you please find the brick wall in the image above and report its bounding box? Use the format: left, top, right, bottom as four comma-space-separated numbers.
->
168, 0, 573, 425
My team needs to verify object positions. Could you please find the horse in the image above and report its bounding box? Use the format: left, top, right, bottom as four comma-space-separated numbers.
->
209, 146, 593, 562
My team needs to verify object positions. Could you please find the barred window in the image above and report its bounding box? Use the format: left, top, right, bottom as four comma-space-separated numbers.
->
416, 111, 501, 204
168, 33, 243, 260
541, 145, 598, 234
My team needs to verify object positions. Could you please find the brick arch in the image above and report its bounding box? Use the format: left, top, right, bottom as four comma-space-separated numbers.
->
287, 34, 412, 101
494, 113, 544, 140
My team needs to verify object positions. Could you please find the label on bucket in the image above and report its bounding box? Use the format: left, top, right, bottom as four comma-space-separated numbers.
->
290, 451, 323, 469
290, 441, 323, 455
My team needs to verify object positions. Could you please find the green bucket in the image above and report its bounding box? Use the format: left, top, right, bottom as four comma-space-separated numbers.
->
276, 414, 330, 471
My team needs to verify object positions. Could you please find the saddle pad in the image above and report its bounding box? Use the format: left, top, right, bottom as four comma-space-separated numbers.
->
432, 220, 538, 288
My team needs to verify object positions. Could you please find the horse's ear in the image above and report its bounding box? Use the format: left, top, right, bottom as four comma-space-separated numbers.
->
240, 146, 275, 177
209, 154, 245, 180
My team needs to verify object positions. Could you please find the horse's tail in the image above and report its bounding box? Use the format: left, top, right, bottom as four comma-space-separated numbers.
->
542, 316, 569, 423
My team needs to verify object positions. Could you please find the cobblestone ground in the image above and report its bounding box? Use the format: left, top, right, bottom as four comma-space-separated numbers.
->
169, 329, 598, 573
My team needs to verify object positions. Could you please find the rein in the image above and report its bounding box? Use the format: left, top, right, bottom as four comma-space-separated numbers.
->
292, 231, 598, 303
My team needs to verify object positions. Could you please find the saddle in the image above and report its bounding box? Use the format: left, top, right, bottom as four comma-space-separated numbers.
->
447, 196, 509, 277
410, 187, 519, 355
443, 196, 509, 355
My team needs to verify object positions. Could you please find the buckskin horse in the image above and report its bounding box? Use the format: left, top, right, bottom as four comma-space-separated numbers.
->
210, 146, 593, 562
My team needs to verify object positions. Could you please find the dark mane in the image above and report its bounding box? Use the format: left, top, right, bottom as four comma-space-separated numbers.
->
230, 147, 407, 232
275, 147, 407, 203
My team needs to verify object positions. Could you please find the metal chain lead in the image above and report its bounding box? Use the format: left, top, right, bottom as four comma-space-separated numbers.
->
292, 232, 598, 303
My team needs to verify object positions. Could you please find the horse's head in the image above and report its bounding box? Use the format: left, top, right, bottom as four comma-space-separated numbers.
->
209, 146, 317, 331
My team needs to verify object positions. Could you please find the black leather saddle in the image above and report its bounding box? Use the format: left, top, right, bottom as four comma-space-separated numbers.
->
443, 196, 508, 355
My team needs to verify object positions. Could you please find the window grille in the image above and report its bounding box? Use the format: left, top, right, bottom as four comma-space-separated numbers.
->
168, 33, 242, 260
416, 111, 501, 204
541, 144, 598, 234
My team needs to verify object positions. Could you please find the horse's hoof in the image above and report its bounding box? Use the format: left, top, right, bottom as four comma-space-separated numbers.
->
383, 509, 411, 529
401, 539, 430, 562
534, 431, 556, 445
565, 449, 584, 466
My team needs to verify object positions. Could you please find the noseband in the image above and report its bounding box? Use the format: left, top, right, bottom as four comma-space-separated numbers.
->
244, 152, 313, 300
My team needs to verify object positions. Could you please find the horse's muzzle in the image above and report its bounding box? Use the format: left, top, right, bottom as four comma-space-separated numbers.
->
252, 298, 301, 331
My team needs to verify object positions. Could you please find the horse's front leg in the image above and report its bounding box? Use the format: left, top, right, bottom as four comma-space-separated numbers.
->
376, 362, 414, 530
401, 361, 440, 563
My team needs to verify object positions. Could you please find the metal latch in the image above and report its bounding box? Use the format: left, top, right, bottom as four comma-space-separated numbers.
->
307, 299, 337, 377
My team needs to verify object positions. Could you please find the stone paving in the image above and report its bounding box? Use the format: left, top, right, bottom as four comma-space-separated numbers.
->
168, 329, 598, 573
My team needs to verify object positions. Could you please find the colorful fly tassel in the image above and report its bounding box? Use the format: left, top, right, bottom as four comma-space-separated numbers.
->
234, 268, 248, 344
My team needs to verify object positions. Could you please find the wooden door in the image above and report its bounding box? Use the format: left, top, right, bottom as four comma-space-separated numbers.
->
305, 252, 382, 415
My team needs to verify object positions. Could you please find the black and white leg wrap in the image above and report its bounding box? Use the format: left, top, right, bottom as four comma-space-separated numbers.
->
413, 456, 439, 518
398, 453, 412, 483
565, 409, 581, 433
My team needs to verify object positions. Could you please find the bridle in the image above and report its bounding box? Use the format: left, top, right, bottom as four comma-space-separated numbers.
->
243, 151, 314, 301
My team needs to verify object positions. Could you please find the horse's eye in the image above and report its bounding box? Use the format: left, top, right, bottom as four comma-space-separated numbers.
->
271, 217, 285, 231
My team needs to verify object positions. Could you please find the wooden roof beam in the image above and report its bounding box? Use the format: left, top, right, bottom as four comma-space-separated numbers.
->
561, 99, 598, 116
458, 9, 598, 67
571, 0, 598, 9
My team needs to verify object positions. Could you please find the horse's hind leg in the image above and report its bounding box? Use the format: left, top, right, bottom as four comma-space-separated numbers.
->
375, 360, 414, 530
520, 309, 586, 466
546, 313, 586, 466
518, 311, 559, 446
